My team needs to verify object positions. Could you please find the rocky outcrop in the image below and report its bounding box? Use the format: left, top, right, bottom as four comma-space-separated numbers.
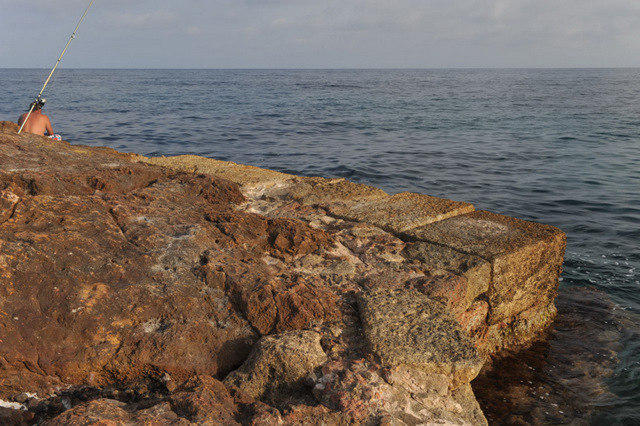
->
223, 330, 327, 404
358, 289, 483, 389
0, 122, 566, 424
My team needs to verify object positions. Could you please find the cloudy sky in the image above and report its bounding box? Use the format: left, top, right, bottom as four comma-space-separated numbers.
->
2, 0, 640, 68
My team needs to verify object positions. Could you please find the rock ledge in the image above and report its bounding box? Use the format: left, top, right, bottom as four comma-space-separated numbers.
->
0, 123, 566, 425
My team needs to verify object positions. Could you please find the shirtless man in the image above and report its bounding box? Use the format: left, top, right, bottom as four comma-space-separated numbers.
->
18, 99, 54, 136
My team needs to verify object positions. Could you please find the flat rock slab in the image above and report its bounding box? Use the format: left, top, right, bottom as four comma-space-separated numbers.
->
145, 155, 292, 192
402, 241, 491, 307
145, 155, 388, 206
405, 210, 566, 324
263, 176, 388, 205
358, 288, 483, 389
325, 192, 475, 234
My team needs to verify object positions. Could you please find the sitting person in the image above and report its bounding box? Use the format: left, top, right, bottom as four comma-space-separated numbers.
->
18, 99, 61, 140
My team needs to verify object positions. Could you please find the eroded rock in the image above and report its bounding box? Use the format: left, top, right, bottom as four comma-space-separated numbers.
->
358, 288, 484, 390
0, 123, 567, 424
223, 330, 327, 405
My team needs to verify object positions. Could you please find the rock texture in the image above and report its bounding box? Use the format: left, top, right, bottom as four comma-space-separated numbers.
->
358, 289, 483, 389
0, 122, 566, 424
223, 330, 327, 405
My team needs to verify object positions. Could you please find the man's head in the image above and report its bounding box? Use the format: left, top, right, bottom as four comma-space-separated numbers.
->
30, 98, 46, 111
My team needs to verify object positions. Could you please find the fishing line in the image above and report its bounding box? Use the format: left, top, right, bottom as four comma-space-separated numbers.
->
18, 0, 95, 134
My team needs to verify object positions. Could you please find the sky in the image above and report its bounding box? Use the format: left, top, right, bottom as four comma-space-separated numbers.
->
1, 0, 640, 69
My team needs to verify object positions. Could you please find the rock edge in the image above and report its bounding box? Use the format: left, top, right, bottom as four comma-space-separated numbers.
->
0, 123, 566, 425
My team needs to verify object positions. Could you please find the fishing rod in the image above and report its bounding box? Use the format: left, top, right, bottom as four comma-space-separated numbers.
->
18, 0, 95, 134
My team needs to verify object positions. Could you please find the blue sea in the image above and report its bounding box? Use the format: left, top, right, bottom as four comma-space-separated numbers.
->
2, 68, 639, 424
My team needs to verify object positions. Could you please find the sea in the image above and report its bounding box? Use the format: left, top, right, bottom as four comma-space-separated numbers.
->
1, 68, 639, 425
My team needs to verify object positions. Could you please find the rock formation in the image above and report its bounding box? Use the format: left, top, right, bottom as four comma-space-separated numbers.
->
0, 122, 566, 424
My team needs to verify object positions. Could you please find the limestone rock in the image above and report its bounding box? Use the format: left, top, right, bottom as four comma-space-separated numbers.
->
358, 288, 484, 389
145, 155, 388, 205
0, 123, 567, 424
41, 399, 185, 425
324, 191, 475, 234
0, 121, 19, 133
402, 241, 491, 307
223, 330, 327, 405
265, 176, 388, 205
405, 210, 566, 326
0, 190, 20, 223
41, 376, 281, 425
0, 128, 333, 398
315, 358, 488, 425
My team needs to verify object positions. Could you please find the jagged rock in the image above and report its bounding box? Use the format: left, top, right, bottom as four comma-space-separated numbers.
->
0, 190, 19, 223
0, 406, 34, 426
40, 376, 281, 425
263, 176, 388, 206
0, 128, 334, 399
0, 121, 19, 133
145, 155, 388, 206
168, 376, 281, 425
315, 358, 487, 425
41, 399, 185, 425
404, 210, 566, 354
144, 154, 294, 194
223, 330, 327, 405
0, 123, 567, 424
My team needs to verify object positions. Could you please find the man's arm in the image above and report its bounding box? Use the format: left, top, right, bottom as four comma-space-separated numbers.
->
44, 117, 54, 136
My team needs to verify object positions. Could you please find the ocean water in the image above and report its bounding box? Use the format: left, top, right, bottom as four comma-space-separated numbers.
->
1, 68, 639, 424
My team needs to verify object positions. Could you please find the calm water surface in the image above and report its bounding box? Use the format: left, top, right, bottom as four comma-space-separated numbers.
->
1, 68, 639, 424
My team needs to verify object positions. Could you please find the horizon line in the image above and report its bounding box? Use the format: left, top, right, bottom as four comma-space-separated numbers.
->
2, 66, 640, 71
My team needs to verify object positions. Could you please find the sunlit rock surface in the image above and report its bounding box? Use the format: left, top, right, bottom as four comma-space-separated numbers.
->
0, 122, 566, 424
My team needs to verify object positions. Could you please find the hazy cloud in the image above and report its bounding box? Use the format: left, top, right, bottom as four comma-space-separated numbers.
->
2, 0, 640, 68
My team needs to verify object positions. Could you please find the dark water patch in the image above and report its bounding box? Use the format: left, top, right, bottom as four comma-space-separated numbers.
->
473, 287, 638, 425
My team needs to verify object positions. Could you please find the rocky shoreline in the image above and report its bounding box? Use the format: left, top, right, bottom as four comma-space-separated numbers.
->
0, 122, 565, 425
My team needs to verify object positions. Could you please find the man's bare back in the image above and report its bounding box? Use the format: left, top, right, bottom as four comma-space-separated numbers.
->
18, 110, 54, 136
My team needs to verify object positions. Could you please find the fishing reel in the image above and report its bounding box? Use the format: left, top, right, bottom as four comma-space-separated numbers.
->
30, 98, 46, 109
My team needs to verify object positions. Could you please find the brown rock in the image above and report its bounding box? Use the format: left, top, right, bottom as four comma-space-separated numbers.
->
315, 358, 488, 425
41, 376, 281, 425
0, 190, 20, 224
402, 241, 491, 306
169, 376, 281, 425
358, 288, 484, 389
42, 399, 187, 425
405, 210, 566, 326
144, 155, 388, 206
266, 176, 388, 205
144, 154, 293, 194
0, 122, 567, 424
0, 121, 19, 132
0, 406, 35, 426
0, 129, 334, 398
324, 191, 475, 233
223, 330, 327, 405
